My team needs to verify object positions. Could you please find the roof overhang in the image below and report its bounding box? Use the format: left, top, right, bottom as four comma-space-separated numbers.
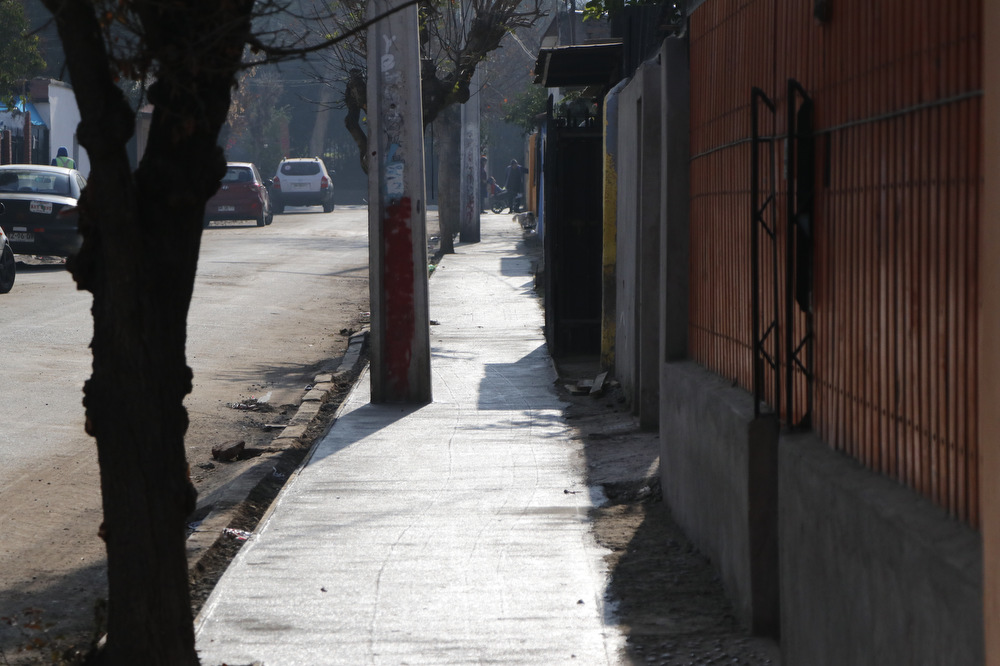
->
533, 41, 623, 88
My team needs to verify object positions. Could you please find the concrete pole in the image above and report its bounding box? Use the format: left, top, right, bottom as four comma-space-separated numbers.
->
459, 68, 481, 243
366, 0, 432, 403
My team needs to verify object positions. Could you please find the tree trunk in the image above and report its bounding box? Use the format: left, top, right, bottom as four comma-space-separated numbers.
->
41, 1, 253, 663
309, 84, 336, 157
345, 69, 369, 175
435, 105, 461, 254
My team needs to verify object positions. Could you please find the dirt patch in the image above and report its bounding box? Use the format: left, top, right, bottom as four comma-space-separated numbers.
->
556, 371, 781, 666
0, 352, 366, 666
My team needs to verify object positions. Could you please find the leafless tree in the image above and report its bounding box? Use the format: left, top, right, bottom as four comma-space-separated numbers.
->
316, 0, 545, 252
33, 0, 437, 663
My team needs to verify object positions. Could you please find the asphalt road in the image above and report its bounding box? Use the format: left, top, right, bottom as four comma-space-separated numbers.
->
0, 204, 371, 656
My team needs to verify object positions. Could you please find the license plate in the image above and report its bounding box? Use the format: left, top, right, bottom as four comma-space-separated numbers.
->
293, 183, 310, 189
9, 232, 34, 242
30, 201, 52, 214
217, 205, 235, 212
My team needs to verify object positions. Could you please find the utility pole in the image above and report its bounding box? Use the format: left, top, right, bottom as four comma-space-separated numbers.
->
459, 68, 481, 243
366, 0, 432, 403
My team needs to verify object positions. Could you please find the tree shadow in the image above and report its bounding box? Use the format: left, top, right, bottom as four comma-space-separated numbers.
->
0, 548, 107, 660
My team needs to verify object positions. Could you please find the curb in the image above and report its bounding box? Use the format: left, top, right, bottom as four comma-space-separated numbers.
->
185, 329, 369, 567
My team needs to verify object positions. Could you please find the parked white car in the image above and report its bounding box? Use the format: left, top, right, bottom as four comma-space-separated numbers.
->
271, 157, 334, 214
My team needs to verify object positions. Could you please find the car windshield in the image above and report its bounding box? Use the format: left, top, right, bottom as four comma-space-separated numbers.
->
0, 170, 71, 195
280, 162, 321, 176
221, 167, 254, 183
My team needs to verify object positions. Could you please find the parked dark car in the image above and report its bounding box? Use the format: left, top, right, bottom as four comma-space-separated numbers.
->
0, 164, 83, 257
204, 162, 273, 228
0, 227, 15, 293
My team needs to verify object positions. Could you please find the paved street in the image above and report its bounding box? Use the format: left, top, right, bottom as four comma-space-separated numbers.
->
0, 205, 370, 653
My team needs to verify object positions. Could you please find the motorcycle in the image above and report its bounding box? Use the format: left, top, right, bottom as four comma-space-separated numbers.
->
487, 187, 523, 214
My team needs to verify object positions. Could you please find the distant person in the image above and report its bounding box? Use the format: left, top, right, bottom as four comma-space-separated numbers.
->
503, 159, 527, 213
479, 156, 489, 212
51, 146, 75, 169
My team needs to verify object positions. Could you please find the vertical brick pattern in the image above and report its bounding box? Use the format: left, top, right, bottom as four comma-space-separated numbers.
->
688, 0, 982, 523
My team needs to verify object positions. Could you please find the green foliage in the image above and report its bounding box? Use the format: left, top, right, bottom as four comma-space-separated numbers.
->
581, 0, 620, 21
501, 85, 547, 135
583, 0, 682, 23
0, 0, 45, 103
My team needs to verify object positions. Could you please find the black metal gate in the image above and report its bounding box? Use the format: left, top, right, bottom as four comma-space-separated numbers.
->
543, 120, 604, 357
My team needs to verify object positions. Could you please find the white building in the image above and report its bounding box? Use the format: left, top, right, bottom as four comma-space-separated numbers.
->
28, 78, 89, 176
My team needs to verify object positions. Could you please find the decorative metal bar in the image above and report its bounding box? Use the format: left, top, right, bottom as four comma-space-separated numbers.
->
785, 78, 815, 429
751, 87, 777, 418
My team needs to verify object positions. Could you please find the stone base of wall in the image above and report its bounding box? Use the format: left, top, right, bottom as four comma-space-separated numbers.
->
780, 430, 982, 666
660, 361, 982, 664
660, 361, 778, 635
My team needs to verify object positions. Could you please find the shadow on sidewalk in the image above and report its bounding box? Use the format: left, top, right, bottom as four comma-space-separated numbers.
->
554, 360, 781, 665
306, 400, 428, 467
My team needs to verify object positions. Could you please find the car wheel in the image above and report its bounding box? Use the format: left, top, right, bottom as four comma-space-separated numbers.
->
0, 244, 15, 294
256, 211, 266, 227
274, 202, 284, 215
322, 201, 335, 213
265, 212, 273, 225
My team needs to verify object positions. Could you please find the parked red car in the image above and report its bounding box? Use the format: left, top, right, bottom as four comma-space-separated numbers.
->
204, 162, 273, 228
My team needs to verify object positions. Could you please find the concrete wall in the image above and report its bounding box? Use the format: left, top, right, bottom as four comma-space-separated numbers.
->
635, 58, 661, 431
615, 76, 639, 402
601, 80, 627, 372
658, 37, 689, 364
616, 56, 662, 429
659, 361, 778, 634
659, 361, 982, 663
780, 431, 983, 666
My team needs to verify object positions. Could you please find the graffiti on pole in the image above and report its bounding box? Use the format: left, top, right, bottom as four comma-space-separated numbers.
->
380, 34, 407, 202
377, 31, 415, 395
367, 0, 431, 403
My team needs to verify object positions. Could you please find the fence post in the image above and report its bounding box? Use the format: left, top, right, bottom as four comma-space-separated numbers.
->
23, 111, 31, 164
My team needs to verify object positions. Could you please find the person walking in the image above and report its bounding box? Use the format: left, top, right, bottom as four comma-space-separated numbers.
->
479, 156, 489, 213
503, 159, 527, 213
51, 146, 75, 169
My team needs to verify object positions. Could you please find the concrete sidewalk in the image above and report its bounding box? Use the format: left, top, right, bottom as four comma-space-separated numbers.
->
195, 215, 627, 665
